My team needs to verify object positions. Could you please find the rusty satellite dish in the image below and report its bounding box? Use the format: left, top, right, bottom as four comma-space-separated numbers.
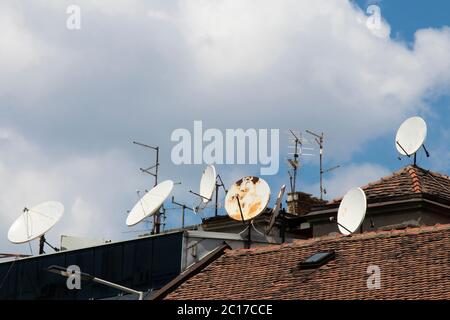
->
225, 176, 271, 222
126, 180, 174, 226
8, 201, 64, 244
337, 187, 367, 235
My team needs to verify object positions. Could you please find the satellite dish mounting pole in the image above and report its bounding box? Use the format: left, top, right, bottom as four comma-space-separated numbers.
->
247, 221, 252, 249
288, 130, 301, 194
39, 235, 45, 255
38, 235, 60, 255
236, 196, 252, 249
288, 172, 293, 194
133, 141, 161, 234
215, 174, 227, 217
306, 130, 340, 200
215, 182, 219, 217
306, 130, 324, 199
280, 208, 286, 243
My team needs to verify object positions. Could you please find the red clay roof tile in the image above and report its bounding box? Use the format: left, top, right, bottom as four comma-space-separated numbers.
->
328, 165, 450, 205
165, 224, 450, 300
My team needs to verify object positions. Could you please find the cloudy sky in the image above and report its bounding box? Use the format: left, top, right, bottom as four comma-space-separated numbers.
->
0, 0, 449, 254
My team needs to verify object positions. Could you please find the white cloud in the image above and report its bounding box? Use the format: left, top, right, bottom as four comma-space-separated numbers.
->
0, 2, 53, 100
0, 3, 42, 73
430, 128, 450, 172
0, 0, 449, 252
175, 0, 450, 159
306, 162, 392, 200
0, 128, 143, 253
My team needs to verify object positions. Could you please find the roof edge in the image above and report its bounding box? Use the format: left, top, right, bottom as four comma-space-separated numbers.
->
149, 242, 231, 300
225, 223, 450, 257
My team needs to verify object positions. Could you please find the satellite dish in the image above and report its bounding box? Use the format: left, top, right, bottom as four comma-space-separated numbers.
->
337, 187, 367, 235
267, 185, 286, 234
199, 165, 216, 203
395, 116, 427, 156
8, 201, 64, 244
225, 176, 270, 222
126, 180, 174, 226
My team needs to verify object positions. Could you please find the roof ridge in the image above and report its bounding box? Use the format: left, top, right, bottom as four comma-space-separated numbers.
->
407, 166, 422, 193
226, 223, 450, 256
415, 165, 450, 181
327, 165, 417, 204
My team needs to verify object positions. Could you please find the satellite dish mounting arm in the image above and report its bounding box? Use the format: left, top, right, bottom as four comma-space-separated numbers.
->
396, 141, 411, 158
422, 144, 430, 157
235, 197, 245, 224
329, 216, 353, 235
188, 190, 211, 202
39, 235, 60, 255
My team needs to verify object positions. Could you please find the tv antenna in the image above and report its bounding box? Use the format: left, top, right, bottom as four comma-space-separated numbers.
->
8, 201, 64, 255
306, 130, 340, 200
395, 116, 430, 166
133, 141, 165, 234
171, 196, 195, 229
286, 130, 315, 191
190, 165, 227, 217
286, 130, 303, 194
126, 180, 174, 235
330, 187, 367, 235
225, 176, 271, 248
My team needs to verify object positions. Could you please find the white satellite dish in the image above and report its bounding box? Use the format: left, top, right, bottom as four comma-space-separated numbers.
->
225, 176, 271, 222
8, 201, 64, 244
267, 185, 286, 234
337, 187, 367, 235
199, 165, 216, 203
395, 116, 427, 156
126, 180, 174, 226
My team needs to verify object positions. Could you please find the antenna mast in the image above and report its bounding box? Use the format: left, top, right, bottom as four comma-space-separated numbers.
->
133, 141, 162, 234
306, 130, 340, 200
287, 130, 302, 194
171, 196, 194, 229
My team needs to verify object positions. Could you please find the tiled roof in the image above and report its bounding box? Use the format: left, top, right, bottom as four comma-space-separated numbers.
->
165, 224, 450, 300
329, 165, 450, 205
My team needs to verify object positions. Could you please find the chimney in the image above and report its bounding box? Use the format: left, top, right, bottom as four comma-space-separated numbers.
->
286, 192, 327, 216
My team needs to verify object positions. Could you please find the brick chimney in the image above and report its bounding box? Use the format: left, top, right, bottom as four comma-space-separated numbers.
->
286, 192, 327, 216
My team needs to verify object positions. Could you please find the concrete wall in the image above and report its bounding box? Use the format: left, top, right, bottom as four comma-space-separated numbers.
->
312, 208, 450, 237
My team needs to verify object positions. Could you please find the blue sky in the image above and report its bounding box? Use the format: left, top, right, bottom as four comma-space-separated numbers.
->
0, 0, 449, 253
292, 0, 450, 193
